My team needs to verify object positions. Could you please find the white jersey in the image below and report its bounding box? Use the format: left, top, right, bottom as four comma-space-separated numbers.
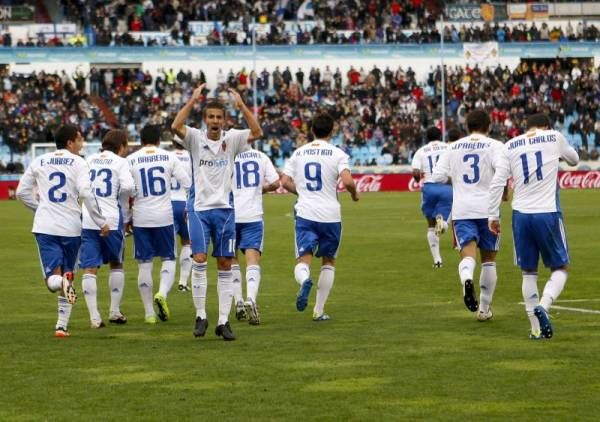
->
128, 146, 191, 228
233, 150, 279, 223
489, 128, 579, 218
82, 151, 135, 230
282, 140, 350, 223
411, 140, 449, 184
170, 149, 192, 202
177, 126, 251, 212
432, 134, 504, 220
16, 149, 106, 236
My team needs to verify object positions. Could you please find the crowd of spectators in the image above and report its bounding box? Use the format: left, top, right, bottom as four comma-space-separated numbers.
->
2, 57, 600, 173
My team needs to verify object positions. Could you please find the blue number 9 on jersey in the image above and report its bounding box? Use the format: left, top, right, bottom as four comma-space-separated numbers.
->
304, 162, 322, 192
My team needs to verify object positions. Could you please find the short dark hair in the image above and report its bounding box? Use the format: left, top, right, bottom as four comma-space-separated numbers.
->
172, 138, 184, 150
466, 109, 491, 134
447, 127, 462, 143
102, 129, 128, 153
140, 125, 162, 145
202, 100, 226, 118
426, 127, 442, 142
526, 113, 552, 130
311, 112, 335, 138
54, 125, 79, 149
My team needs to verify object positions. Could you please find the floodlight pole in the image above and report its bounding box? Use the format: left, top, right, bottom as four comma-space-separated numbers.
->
440, 12, 446, 142
252, 21, 258, 118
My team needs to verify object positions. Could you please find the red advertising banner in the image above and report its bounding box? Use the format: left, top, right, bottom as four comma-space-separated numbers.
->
2, 171, 599, 199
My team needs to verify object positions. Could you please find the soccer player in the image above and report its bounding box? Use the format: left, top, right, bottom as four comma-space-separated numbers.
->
79, 129, 135, 328
171, 85, 263, 341
411, 127, 452, 268
431, 110, 504, 321
280, 112, 359, 321
231, 148, 280, 325
170, 138, 193, 293
127, 125, 191, 324
16, 125, 109, 337
488, 113, 579, 339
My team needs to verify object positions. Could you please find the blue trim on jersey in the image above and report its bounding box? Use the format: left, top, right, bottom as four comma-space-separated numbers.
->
294, 216, 342, 259
79, 228, 125, 268
172, 200, 190, 241
555, 181, 561, 213
236, 221, 264, 253
132, 225, 176, 261
453, 219, 499, 252
188, 208, 236, 257
421, 182, 452, 220
34, 233, 81, 279
512, 210, 569, 270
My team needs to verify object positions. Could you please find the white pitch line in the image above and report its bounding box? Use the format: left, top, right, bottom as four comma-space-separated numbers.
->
555, 299, 600, 303
517, 302, 600, 315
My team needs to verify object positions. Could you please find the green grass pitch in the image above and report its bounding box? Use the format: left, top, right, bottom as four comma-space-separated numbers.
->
1, 190, 599, 420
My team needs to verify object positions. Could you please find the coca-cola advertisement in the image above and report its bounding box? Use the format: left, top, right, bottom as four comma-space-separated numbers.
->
558, 171, 600, 190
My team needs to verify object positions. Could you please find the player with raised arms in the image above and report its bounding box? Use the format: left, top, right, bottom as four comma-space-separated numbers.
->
171, 85, 263, 341
431, 110, 504, 321
281, 112, 359, 321
231, 148, 280, 325
16, 125, 109, 337
488, 113, 579, 339
79, 129, 135, 328
127, 124, 191, 324
411, 126, 452, 268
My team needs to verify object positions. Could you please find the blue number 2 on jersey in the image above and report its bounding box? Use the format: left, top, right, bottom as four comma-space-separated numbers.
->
305, 162, 322, 191
462, 154, 480, 184
48, 171, 67, 203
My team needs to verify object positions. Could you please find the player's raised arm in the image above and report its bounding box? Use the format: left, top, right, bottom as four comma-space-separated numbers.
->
228, 88, 263, 142
557, 132, 580, 166
16, 164, 39, 211
171, 84, 205, 141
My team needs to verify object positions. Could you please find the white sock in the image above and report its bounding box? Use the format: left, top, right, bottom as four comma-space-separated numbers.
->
458, 256, 476, 285
540, 269, 568, 311
217, 270, 233, 325
314, 265, 335, 316
294, 262, 310, 286
109, 269, 125, 316
231, 264, 243, 304
522, 272, 540, 333
427, 228, 441, 264
178, 244, 192, 286
56, 296, 72, 330
479, 262, 497, 313
137, 261, 155, 318
158, 259, 176, 298
82, 273, 101, 321
47, 275, 63, 292
191, 262, 207, 319
443, 220, 449, 232
246, 265, 261, 303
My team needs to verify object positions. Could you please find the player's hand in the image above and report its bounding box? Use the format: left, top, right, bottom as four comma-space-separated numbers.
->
488, 219, 500, 235
100, 224, 111, 237
351, 191, 360, 202
124, 222, 133, 236
191, 84, 205, 102
227, 88, 244, 109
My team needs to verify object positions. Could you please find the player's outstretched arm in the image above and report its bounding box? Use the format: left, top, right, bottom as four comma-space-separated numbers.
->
411, 168, 422, 182
228, 88, 263, 142
557, 132, 580, 166
16, 165, 39, 211
280, 174, 297, 195
171, 84, 205, 140
340, 169, 359, 202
